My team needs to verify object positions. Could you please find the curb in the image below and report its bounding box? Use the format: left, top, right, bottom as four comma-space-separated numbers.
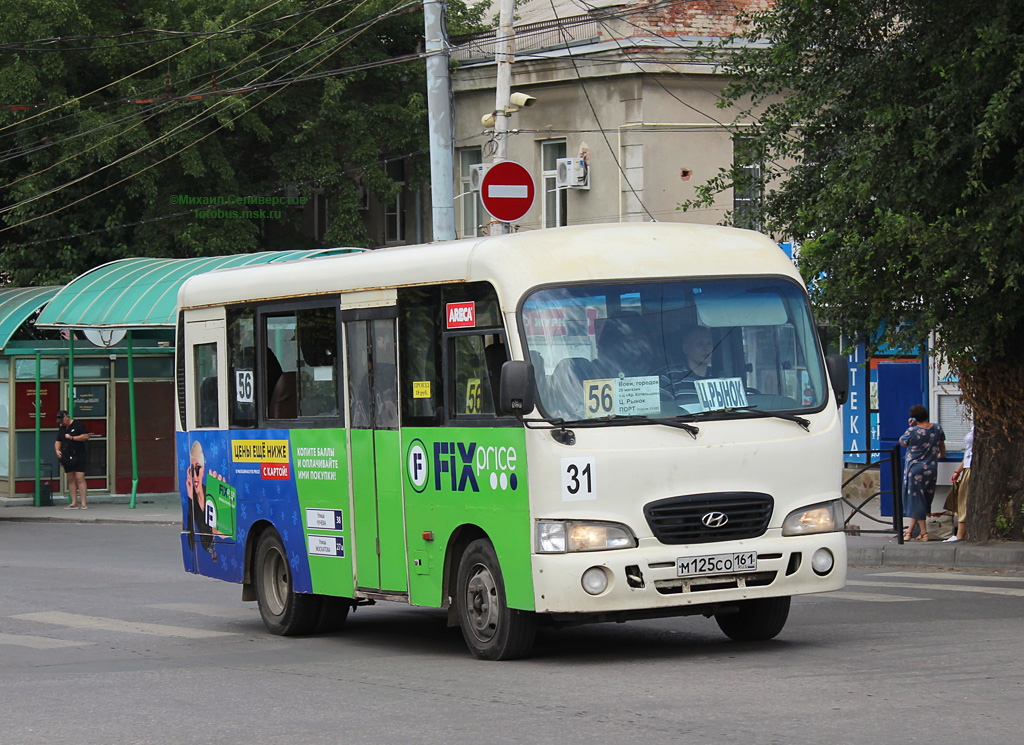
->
0, 515, 179, 526
849, 542, 1024, 570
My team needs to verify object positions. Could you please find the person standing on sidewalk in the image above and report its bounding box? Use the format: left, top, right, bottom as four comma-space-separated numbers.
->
54, 410, 90, 509
945, 425, 974, 542
899, 404, 946, 541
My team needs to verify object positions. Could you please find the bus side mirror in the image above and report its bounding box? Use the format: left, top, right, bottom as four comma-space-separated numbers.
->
825, 354, 849, 406
500, 360, 536, 416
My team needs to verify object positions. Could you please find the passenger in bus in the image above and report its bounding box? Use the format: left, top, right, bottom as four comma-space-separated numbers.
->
549, 357, 598, 419
269, 372, 297, 419
595, 314, 655, 378
484, 340, 508, 412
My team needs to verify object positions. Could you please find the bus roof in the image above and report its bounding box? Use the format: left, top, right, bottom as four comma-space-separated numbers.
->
176, 222, 802, 311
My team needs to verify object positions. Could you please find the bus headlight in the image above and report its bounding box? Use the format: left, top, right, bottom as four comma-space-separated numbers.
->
782, 500, 845, 536
536, 521, 637, 553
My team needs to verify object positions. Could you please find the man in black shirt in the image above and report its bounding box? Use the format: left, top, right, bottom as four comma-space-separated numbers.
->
54, 410, 90, 509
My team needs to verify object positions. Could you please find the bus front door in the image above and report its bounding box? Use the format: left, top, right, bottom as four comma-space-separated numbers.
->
345, 315, 407, 593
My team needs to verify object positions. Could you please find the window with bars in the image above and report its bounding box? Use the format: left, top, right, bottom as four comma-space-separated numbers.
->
541, 140, 567, 229
733, 137, 762, 232
459, 147, 485, 237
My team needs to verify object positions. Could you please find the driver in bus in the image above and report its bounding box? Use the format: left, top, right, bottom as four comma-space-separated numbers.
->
661, 325, 715, 400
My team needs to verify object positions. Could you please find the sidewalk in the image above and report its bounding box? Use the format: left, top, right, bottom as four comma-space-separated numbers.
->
844, 495, 1024, 571
0, 493, 180, 525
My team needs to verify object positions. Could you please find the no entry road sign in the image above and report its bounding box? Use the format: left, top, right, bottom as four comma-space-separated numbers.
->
480, 160, 536, 223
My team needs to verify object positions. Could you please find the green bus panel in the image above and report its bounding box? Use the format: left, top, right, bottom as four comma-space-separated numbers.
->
290, 429, 353, 597
401, 427, 533, 611
374, 429, 407, 592
349, 429, 380, 588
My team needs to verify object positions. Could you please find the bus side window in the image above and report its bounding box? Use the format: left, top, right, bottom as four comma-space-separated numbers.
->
450, 333, 504, 418
296, 307, 340, 418
194, 342, 219, 428
264, 307, 340, 421
228, 307, 256, 428
398, 286, 444, 426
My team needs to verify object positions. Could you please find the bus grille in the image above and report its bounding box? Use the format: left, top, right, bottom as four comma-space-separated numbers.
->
643, 492, 773, 545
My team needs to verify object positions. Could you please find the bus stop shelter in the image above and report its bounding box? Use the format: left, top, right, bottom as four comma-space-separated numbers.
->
23, 249, 345, 508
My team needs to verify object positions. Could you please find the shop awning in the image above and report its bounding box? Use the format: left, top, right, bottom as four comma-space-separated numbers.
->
0, 285, 61, 350
35, 249, 352, 329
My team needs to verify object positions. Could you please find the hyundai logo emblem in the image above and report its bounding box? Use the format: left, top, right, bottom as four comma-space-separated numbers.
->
701, 511, 729, 528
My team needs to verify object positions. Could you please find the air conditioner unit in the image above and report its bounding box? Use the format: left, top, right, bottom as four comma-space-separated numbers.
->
556, 157, 590, 189
468, 163, 490, 192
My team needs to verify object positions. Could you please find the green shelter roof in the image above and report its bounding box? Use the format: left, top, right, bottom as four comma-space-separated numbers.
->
0, 286, 61, 350
35, 250, 353, 329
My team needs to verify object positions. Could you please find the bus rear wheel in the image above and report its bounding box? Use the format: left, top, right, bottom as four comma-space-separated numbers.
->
254, 529, 320, 636
456, 538, 536, 660
715, 596, 791, 641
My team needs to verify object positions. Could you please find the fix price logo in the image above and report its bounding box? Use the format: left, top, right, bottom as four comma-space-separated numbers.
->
406, 439, 519, 493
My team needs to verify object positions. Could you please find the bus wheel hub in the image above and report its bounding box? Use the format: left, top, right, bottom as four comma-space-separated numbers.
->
466, 565, 497, 638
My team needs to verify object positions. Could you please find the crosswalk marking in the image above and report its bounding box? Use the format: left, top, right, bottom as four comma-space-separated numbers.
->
147, 602, 255, 619
848, 580, 1024, 598
826, 591, 924, 603
12, 611, 237, 639
870, 571, 1024, 583
0, 632, 94, 649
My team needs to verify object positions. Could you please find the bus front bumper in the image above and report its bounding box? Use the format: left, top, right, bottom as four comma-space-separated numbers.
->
530, 531, 847, 615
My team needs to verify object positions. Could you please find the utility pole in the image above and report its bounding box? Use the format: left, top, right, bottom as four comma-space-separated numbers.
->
424, 0, 455, 241
490, 0, 515, 236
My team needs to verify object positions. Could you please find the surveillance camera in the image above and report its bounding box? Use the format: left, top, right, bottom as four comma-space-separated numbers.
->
509, 92, 537, 108
481, 112, 496, 128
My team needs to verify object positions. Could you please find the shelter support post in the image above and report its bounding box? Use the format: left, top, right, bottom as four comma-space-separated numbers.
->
68, 332, 75, 415
34, 352, 41, 507
128, 331, 138, 508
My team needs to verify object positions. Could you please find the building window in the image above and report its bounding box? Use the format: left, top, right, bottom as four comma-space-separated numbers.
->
541, 140, 567, 229
459, 147, 485, 237
385, 160, 406, 244
733, 137, 762, 232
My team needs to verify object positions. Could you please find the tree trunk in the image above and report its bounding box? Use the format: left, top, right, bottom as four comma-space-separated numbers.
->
957, 359, 1024, 542
968, 432, 1024, 541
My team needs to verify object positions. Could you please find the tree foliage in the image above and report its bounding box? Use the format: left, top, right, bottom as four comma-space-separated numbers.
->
0, 0, 484, 284
685, 0, 1024, 540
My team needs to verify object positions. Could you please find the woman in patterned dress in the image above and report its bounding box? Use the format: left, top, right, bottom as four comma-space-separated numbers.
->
899, 404, 946, 541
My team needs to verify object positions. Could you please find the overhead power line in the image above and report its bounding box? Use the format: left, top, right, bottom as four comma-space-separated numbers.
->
0, 0, 361, 51
0, 0, 420, 234
0, 0, 417, 203
547, 0, 655, 221
0, 0, 292, 137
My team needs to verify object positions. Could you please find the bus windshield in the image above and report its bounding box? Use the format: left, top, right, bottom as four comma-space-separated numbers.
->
520, 277, 827, 422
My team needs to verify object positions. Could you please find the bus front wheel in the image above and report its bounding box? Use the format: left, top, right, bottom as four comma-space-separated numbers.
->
254, 529, 320, 636
715, 596, 791, 641
456, 539, 536, 660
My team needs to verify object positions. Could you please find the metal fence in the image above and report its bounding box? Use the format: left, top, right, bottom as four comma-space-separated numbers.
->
842, 446, 906, 544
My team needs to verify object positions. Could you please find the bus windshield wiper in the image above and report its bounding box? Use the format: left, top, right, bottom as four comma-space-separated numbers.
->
680, 406, 810, 431
559, 414, 699, 438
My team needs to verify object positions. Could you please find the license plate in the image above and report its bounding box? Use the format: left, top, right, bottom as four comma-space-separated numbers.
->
676, 551, 757, 578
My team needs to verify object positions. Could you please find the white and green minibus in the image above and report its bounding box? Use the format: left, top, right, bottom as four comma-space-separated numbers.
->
176, 222, 849, 660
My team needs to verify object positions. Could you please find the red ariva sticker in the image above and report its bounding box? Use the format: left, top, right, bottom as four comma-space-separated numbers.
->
446, 302, 476, 329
